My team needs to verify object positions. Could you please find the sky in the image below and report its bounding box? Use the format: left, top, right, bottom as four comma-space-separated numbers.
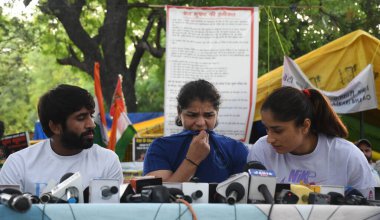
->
1, 0, 38, 19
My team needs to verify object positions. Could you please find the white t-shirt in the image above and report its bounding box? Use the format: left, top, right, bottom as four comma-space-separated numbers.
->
0, 140, 123, 196
370, 164, 380, 187
247, 134, 376, 197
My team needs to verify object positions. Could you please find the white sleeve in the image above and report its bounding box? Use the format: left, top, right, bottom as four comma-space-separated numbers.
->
104, 151, 124, 185
347, 148, 377, 198
0, 154, 25, 191
247, 138, 267, 164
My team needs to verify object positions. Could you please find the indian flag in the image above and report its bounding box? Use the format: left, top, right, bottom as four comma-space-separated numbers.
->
93, 62, 109, 147
108, 74, 136, 161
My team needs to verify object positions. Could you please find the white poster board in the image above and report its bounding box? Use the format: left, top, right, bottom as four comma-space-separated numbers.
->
165, 6, 259, 142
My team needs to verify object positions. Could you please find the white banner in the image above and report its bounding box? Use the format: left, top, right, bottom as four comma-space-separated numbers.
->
282, 56, 378, 113
164, 6, 259, 142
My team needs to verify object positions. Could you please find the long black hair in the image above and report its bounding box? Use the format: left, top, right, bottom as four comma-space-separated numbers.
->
261, 86, 348, 138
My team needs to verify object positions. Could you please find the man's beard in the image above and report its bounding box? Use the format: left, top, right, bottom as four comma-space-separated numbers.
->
60, 129, 94, 150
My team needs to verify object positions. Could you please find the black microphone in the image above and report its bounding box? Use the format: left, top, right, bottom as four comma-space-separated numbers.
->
247, 161, 276, 204
140, 185, 171, 203
209, 183, 227, 203
191, 190, 203, 201
60, 173, 74, 183
225, 182, 245, 205
102, 186, 119, 198
344, 187, 369, 205
22, 193, 40, 204
39, 193, 67, 204
0, 189, 32, 213
328, 192, 345, 205
244, 161, 266, 172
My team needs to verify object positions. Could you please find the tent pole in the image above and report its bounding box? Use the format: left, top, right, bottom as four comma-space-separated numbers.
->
360, 112, 364, 139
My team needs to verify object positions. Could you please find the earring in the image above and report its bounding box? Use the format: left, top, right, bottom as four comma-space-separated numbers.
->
175, 117, 183, 126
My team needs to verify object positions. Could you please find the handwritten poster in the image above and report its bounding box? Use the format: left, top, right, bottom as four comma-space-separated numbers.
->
165, 6, 259, 142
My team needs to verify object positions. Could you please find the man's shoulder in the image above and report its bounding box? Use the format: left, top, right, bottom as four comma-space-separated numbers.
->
9, 139, 48, 156
87, 144, 118, 157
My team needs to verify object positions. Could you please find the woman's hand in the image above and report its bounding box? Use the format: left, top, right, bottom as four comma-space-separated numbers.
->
186, 130, 210, 165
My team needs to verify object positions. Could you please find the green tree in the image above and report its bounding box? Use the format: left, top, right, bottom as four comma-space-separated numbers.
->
3, 0, 380, 134
0, 8, 93, 134
31, 0, 166, 113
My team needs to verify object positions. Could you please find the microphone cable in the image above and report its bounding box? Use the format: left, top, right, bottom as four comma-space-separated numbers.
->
153, 203, 164, 220
174, 198, 198, 220
41, 192, 78, 220
267, 199, 275, 220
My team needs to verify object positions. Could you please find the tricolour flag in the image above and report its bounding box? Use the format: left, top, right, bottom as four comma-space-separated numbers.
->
93, 62, 109, 147
108, 75, 136, 161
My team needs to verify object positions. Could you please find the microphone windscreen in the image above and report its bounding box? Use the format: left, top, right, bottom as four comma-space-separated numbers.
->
60, 173, 75, 183
1, 188, 22, 195
226, 182, 245, 204
328, 192, 344, 205
345, 187, 364, 197
168, 188, 184, 197
244, 161, 266, 172
10, 195, 31, 212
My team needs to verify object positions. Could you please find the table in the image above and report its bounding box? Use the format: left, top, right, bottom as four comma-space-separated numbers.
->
1, 203, 380, 220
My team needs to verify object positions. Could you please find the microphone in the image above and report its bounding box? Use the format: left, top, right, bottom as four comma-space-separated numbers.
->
307, 192, 331, 204
22, 193, 40, 204
0, 189, 32, 213
216, 172, 249, 204
244, 161, 266, 172
289, 184, 313, 204
225, 182, 245, 205
276, 189, 299, 204
49, 172, 83, 203
39, 193, 67, 204
120, 184, 135, 203
89, 179, 120, 203
140, 185, 171, 203
182, 182, 209, 203
102, 186, 118, 197
247, 161, 276, 204
59, 173, 80, 203
130, 176, 162, 193
168, 188, 192, 203
328, 192, 345, 205
209, 183, 227, 203
344, 187, 369, 205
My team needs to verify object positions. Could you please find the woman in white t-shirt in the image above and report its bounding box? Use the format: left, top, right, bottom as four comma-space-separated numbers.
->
247, 86, 376, 198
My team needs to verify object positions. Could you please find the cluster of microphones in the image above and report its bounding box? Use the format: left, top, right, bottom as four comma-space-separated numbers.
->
1, 161, 380, 213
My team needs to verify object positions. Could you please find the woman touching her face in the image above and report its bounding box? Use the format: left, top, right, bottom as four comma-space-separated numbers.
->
143, 79, 248, 183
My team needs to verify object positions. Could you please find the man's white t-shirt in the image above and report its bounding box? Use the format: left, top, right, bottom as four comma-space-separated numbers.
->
247, 134, 376, 197
0, 140, 123, 196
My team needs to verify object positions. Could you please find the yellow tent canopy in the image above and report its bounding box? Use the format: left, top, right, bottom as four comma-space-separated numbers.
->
255, 29, 380, 122
254, 29, 380, 159
133, 116, 164, 138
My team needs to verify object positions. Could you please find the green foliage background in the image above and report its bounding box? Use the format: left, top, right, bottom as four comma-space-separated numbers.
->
0, 0, 379, 136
